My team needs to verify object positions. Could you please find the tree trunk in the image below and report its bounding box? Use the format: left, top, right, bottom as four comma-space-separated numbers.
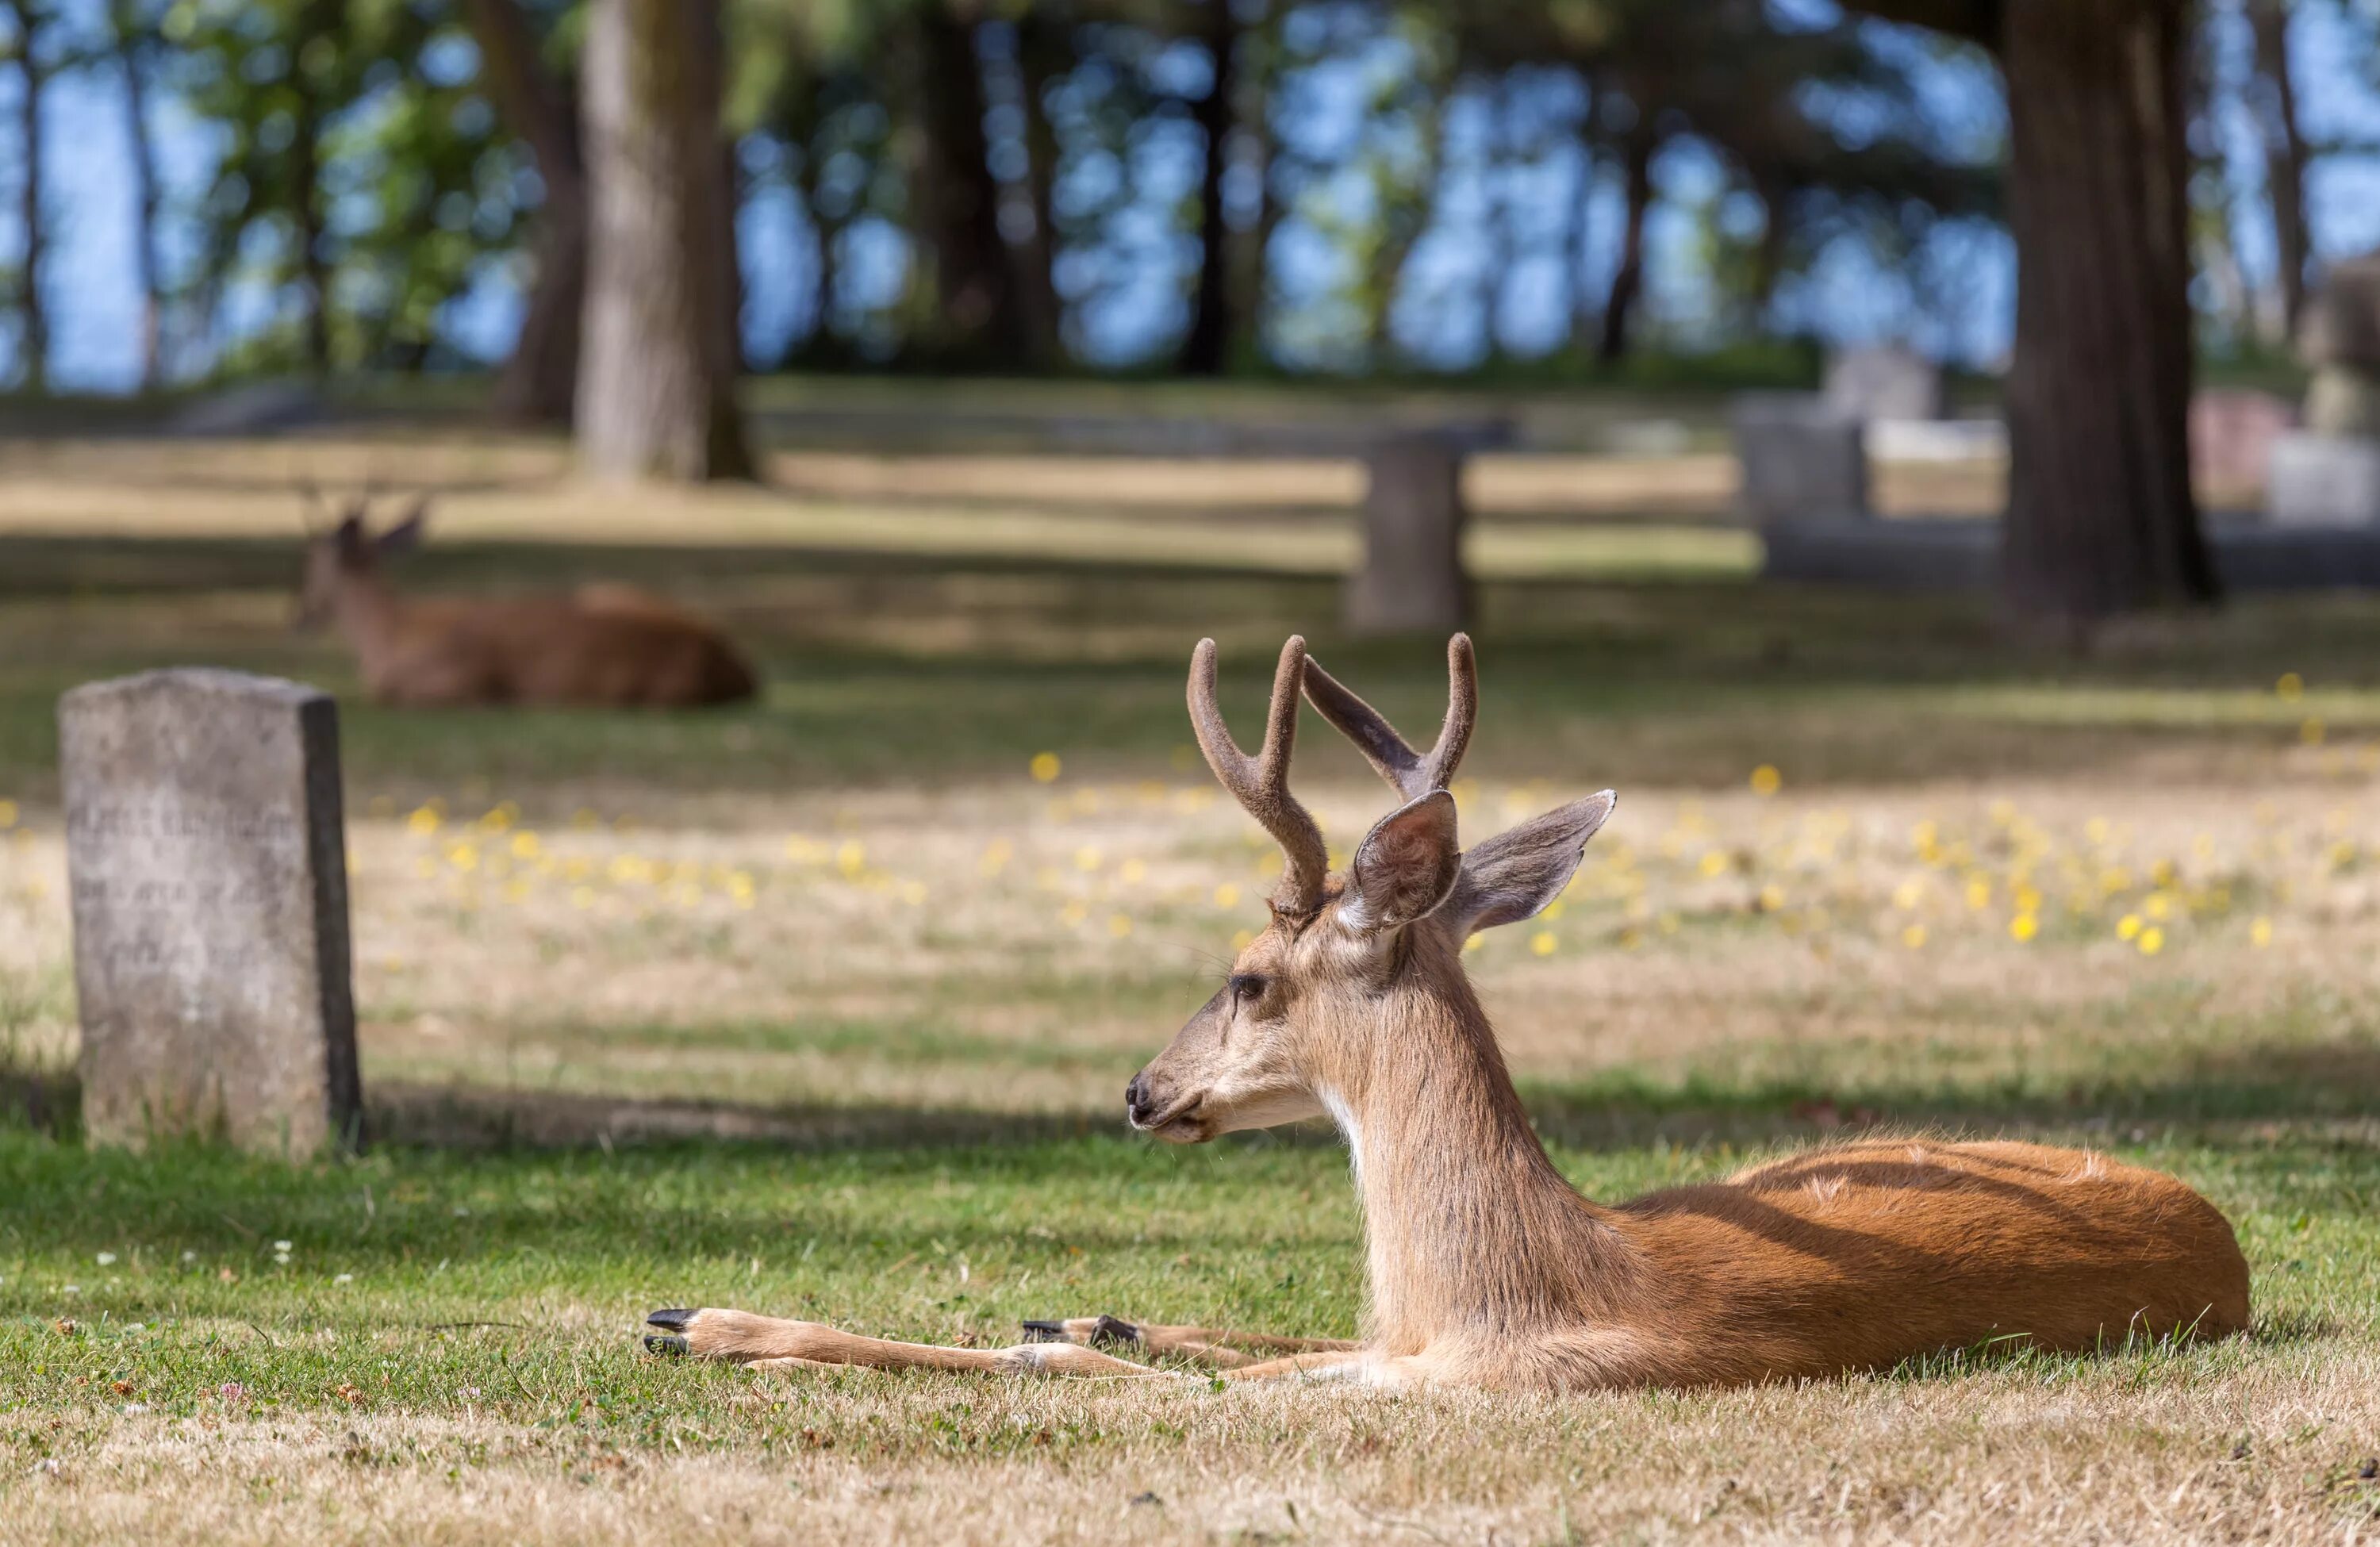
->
795, 119, 843, 358
1010, 10, 1067, 367
6, 0, 45, 392
463, 0, 586, 424
501, 186, 586, 422
1998, 0, 2213, 624
110, 10, 160, 391
576, 0, 752, 481
1229, 2, 1280, 367
910, 5, 1012, 366
1596, 129, 1656, 366
1178, 0, 1240, 376
1564, 131, 1595, 353
1475, 84, 1514, 363
290, 0, 336, 374
2248, 0, 2309, 334
720, 136, 747, 374
1751, 175, 1792, 319
1362, 99, 1438, 363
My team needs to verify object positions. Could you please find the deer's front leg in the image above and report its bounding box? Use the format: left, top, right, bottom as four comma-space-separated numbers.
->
643, 1307, 1166, 1377
1019, 1314, 1361, 1369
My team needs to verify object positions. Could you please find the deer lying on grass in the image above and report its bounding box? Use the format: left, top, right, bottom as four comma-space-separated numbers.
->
643, 635, 2249, 1388
297, 492, 758, 708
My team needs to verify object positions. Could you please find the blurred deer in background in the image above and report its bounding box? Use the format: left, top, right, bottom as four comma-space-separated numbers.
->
297, 489, 758, 708
642, 635, 2248, 1388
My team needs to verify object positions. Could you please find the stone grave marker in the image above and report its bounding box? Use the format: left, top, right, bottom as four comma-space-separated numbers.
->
1346, 435, 1471, 635
2190, 389, 2295, 505
60, 669, 360, 1154
1822, 344, 1944, 423
2268, 437, 2380, 528
1342, 421, 1511, 636
2270, 252, 2380, 526
1733, 393, 1869, 526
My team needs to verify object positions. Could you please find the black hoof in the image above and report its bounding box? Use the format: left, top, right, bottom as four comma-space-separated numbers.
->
646, 1308, 695, 1332
1019, 1319, 1067, 1343
1091, 1315, 1141, 1349
644, 1334, 689, 1357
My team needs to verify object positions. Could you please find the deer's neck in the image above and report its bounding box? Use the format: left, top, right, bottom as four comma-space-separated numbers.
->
1315, 928, 1635, 1353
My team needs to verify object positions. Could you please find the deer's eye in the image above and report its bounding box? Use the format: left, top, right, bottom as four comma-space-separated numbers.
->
1229, 973, 1267, 1005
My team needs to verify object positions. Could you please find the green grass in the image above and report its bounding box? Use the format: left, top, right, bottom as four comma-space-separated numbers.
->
4, 1125, 2369, 1425
7, 449, 2380, 1541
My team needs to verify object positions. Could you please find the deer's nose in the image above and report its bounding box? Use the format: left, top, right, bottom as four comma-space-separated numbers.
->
1125, 1074, 1155, 1127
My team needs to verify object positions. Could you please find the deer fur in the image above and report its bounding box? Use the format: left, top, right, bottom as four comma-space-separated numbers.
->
298, 493, 757, 708
643, 634, 2248, 1389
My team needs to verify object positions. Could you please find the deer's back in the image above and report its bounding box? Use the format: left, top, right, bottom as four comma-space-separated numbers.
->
1599, 1138, 2249, 1385
367, 593, 755, 708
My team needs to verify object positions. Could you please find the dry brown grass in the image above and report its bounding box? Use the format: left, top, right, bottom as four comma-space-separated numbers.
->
7, 745, 2378, 1126
13, 1347, 2378, 1545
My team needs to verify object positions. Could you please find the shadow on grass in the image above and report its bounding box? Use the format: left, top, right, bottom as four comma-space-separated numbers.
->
10, 533, 2380, 801
8, 1029, 2376, 1159
378, 1024, 2380, 1154
1518, 1035, 2380, 1152
367, 1080, 1126, 1152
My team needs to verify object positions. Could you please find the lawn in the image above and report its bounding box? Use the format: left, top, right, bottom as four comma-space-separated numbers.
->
0, 429, 2377, 1543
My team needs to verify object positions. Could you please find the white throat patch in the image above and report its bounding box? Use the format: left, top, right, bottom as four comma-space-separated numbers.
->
1319, 1088, 1364, 1187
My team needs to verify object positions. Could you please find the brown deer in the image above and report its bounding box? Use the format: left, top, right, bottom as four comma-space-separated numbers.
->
297, 491, 758, 708
643, 635, 2249, 1388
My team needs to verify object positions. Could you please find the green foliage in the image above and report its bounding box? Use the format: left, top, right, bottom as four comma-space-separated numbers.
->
163, 0, 532, 375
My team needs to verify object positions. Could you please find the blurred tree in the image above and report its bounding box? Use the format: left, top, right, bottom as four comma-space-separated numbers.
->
106, 0, 167, 392
172, 0, 526, 378
1007, 3, 1071, 365
2, 0, 51, 391
730, 0, 873, 363
1453, 0, 1989, 365
461, 0, 584, 423
576, 0, 751, 478
1848, 0, 2213, 626
904, 1, 1019, 364
1340, 6, 1449, 367
2245, 0, 2309, 333
1177, 0, 1241, 374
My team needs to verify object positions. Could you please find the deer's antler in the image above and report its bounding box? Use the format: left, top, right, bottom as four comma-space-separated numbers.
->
1188, 636, 1330, 917
1300, 634, 1476, 802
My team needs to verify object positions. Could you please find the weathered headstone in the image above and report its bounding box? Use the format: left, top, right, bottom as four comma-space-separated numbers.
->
2267, 436, 2380, 528
1823, 344, 1945, 423
60, 670, 359, 1154
2190, 389, 2296, 503
1733, 393, 1869, 525
2267, 252, 2380, 525
1345, 432, 1473, 636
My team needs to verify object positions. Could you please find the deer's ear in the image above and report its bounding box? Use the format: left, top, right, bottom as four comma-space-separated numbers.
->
1342, 790, 1461, 934
377, 501, 428, 557
1448, 791, 1616, 936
